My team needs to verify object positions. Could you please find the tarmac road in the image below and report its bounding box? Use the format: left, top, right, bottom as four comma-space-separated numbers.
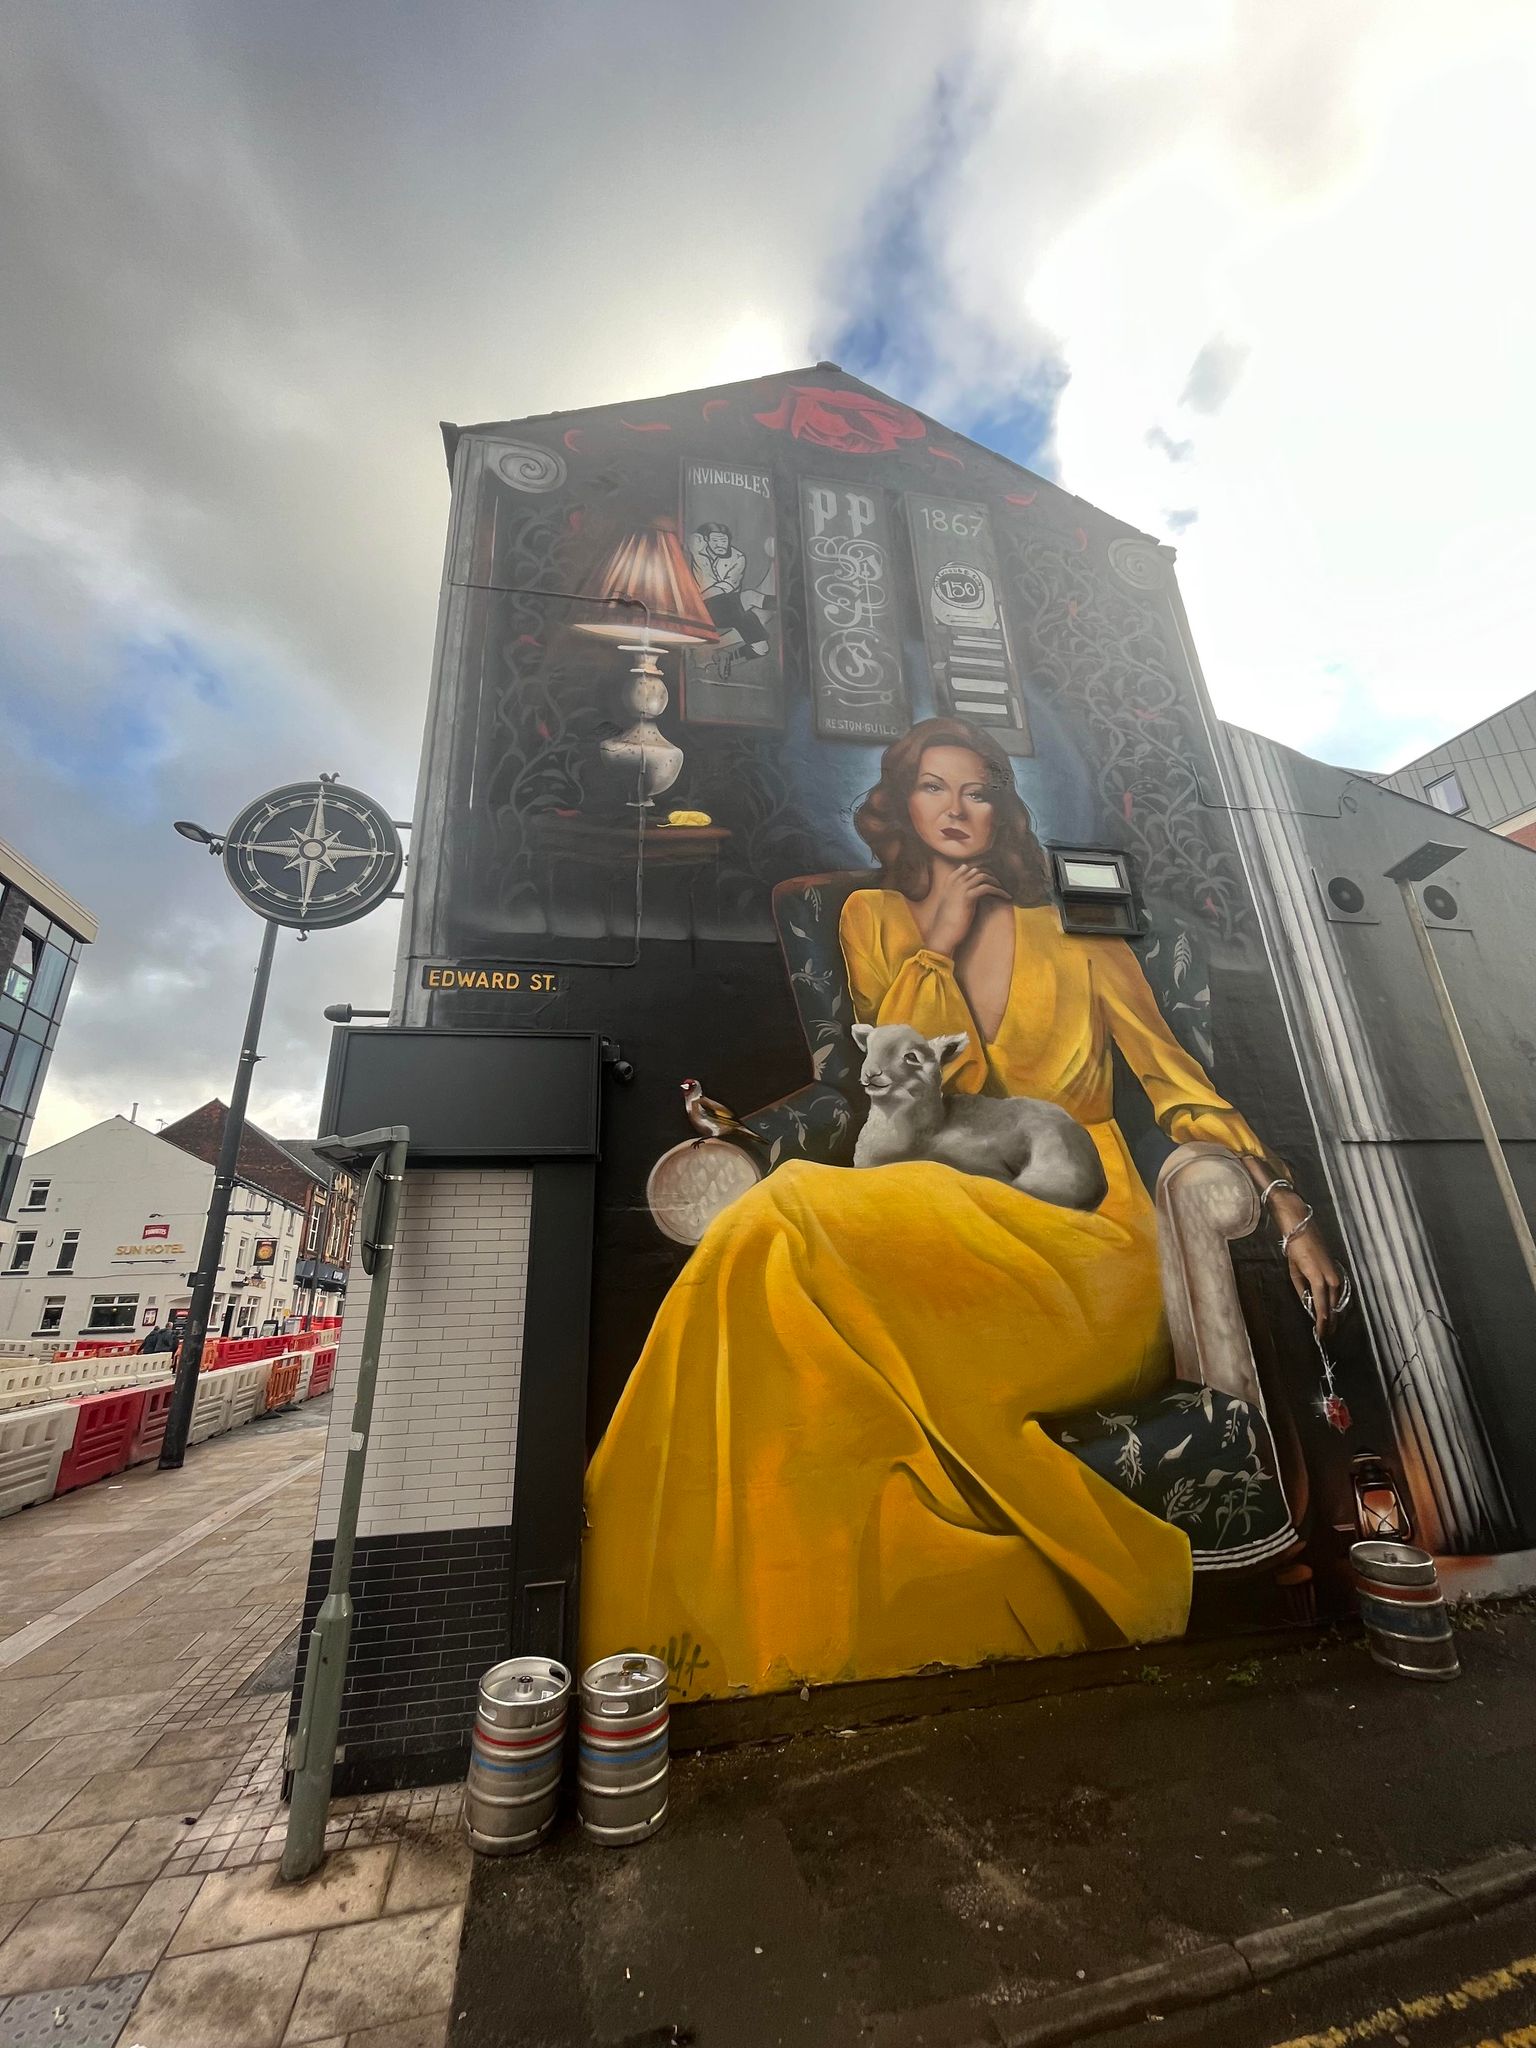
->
452, 1605, 1536, 2048
1097, 1892, 1536, 2048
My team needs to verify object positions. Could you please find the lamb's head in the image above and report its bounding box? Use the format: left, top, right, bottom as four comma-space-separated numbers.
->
851, 1023, 969, 1105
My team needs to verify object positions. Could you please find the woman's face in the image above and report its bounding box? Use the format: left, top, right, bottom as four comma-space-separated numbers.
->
907, 745, 998, 861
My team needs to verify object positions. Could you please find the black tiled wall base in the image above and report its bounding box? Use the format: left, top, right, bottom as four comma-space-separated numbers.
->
287, 1523, 512, 1794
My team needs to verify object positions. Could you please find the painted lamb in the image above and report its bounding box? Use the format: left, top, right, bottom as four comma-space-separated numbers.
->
851, 1023, 1108, 1211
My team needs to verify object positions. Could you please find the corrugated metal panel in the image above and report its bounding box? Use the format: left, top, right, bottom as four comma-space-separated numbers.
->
1483, 752, 1520, 819
1474, 754, 1515, 819
1387, 690, 1536, 790
1484, 711, 1518, 759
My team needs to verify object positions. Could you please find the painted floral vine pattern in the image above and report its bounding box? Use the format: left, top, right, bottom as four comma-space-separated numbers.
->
999, 518, 1251, 942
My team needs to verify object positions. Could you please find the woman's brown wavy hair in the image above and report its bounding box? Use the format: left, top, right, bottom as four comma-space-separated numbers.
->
853, 716, 1053, 906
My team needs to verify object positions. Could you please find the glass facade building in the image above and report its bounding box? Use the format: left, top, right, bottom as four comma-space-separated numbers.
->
0, 841, 96, 1217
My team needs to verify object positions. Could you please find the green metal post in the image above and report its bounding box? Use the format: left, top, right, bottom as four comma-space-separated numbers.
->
282, 1130, 408, 1882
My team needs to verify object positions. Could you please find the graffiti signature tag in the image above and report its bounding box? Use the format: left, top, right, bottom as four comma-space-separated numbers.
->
650, 1632, 710, 1696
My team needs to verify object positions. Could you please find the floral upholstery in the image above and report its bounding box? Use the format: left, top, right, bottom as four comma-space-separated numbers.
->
739, 872, 877, 1169
1043, 1385, 1298, 1571
726, 871, 1298, 1568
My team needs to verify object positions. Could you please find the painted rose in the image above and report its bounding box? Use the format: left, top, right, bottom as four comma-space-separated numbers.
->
754, 385, 925, 456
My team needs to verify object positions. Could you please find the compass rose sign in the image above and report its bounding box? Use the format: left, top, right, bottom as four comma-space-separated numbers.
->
221, 779, 403, 930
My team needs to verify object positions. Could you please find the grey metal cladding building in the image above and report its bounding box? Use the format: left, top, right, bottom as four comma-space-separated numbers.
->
1379, 690, 1536, 845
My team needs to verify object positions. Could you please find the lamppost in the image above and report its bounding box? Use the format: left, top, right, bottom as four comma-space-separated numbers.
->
1385, 839, 1536, 1299
283, 1122, 408, 1881
158, 778, 404, 1469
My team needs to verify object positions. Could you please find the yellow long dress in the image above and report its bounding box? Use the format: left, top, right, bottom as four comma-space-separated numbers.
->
581, 889, 1270, 1701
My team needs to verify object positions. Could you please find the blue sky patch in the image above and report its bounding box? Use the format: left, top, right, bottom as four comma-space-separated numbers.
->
818, 69, 1064, 480
0, 625, 234, 814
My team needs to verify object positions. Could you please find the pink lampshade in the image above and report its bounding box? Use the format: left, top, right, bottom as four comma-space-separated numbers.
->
572, 519, 719, 647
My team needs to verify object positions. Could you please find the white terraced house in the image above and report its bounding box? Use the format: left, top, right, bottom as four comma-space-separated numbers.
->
0, 1113, 308, 1345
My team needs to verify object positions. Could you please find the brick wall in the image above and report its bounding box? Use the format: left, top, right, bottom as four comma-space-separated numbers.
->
296, 1525, 514, 1790
293, 1167, 533, 1790
315, 1168, 530, 1538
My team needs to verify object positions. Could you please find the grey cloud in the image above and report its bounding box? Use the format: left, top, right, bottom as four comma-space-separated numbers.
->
1, 0, 961, 1143
1145, 425, 1194, 462
1180, 337, 1252, 416
890, 4, 1386, 432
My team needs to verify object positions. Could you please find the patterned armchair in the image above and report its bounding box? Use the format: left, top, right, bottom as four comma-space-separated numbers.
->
650, 869, 1303, 1582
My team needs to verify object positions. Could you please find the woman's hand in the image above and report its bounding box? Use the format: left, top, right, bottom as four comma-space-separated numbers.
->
1268, 1184, 1348, 1339
921, 863, 1009, 958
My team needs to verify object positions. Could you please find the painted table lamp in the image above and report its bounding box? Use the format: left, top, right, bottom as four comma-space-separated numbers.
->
573, 520, 718, 807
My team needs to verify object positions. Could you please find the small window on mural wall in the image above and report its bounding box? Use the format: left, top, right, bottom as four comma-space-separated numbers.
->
1425, 771, 1468, 815
1049, 848, 1140, 936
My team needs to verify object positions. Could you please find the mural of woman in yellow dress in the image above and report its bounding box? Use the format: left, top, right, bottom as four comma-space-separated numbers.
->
581, 717, 1345, 1699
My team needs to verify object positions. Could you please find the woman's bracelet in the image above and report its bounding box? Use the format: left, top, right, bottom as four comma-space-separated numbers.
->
1257, 1169, 1316, 1257
1280, 1205, 1316, 1257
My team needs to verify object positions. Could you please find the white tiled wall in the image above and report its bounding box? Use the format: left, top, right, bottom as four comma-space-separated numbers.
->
314, 1168, 532, 1540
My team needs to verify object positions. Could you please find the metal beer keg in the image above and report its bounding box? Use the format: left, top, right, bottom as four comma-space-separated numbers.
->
578, 1652, 670, 1846
464, 1656, 571, 1854
1350, 1540, 1459, 1681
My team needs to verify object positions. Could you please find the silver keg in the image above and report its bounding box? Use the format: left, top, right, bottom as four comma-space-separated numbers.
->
577, 1652, 670, 1846
464, 1655, 571, 1854
1350, 1540, 1459, 1681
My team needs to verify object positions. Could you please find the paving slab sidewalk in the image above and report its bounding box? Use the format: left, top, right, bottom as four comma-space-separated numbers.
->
0, 1402, 470, 2048
453, 1598, 1536, 2048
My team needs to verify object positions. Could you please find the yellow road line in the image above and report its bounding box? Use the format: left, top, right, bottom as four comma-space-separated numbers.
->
1270, 1952, 1536, 2048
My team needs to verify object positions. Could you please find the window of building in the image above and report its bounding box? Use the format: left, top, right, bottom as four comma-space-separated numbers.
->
1049, 848, 1141, 936
29, 943, 68, 1017
54, 1231, 79, 1273
1425, 771, 1468, 815
238, 1237, 249, 1271
0, 1037, 44, 1112
21, 1178, 49, 1209
36, 1297, 64, 1334
280, 1250, 290, 1282
8, 1231, 37, 1273
86, 1293, 138, 1330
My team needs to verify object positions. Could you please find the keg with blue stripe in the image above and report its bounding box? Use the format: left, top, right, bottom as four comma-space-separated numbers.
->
465, 1656, 571, 1854
1351, 1540, 1459, 1681
578, 1652, 670, 1846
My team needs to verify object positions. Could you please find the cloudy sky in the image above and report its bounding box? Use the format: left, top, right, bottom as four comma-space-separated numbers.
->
4, 0, 1533, 1152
